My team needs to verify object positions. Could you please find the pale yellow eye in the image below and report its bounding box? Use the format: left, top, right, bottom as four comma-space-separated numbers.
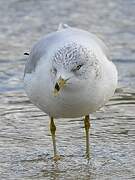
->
76, 64, 83, 70
52, 67, 57, 75
72, 64, 83, 72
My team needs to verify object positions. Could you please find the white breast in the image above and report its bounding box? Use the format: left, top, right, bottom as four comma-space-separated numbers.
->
24, 25, 118, 118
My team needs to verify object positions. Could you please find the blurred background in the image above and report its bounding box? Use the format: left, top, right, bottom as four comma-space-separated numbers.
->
0, 0, 135, 179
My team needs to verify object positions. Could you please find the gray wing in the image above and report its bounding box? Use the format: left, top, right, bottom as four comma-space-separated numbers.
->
24, 40, 46, 75
24, 32, 58, 76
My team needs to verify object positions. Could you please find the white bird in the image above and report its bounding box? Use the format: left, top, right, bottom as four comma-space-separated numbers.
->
24, 24, 118, 161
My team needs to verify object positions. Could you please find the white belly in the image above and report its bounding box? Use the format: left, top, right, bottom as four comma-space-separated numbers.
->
24, 59, 117, 118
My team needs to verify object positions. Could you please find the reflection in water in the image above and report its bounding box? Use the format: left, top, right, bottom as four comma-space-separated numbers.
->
0, 0, 135, 179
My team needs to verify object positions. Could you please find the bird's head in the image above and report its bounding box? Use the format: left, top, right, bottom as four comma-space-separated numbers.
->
51, 43, 99, 96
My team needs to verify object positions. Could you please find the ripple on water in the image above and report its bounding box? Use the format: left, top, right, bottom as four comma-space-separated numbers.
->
0, 85, 135, 179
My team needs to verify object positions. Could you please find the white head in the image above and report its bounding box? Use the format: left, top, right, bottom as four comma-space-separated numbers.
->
50, 42, 100, 96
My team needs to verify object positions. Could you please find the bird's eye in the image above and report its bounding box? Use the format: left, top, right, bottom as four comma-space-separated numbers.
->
52, 67, 57, 74
72, 64, 83, 71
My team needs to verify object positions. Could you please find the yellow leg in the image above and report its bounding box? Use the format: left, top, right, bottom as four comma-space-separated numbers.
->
50, 117, 60, 161
84, 115, 90, 159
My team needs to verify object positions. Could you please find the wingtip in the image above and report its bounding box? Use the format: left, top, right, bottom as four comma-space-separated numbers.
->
24, 52, 29, 56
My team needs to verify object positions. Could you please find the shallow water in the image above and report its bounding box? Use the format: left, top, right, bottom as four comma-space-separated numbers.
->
0, 0, 135, 179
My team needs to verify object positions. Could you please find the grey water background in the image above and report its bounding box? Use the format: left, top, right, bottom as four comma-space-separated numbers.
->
0, 0, 135, 179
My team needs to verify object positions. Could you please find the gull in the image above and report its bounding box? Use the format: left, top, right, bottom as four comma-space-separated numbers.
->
24, 23, 118, 161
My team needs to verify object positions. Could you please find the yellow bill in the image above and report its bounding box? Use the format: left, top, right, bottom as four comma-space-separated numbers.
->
53, 76, 67, 96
